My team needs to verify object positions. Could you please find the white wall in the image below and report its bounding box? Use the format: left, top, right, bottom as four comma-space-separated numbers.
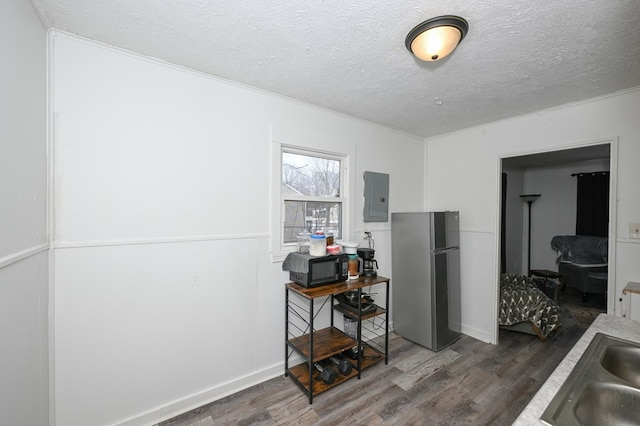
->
0, 1, 49, 425
427, 88, 640, 343
50, 32, 424, 426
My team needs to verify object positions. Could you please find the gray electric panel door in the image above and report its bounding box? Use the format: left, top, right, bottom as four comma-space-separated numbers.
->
363, 171, 389, 222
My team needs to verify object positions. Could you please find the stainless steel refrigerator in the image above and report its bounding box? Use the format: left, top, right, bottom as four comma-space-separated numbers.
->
391, 211, 461, 351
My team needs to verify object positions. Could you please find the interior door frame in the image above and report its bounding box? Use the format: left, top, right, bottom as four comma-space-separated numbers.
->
493, 137, 618, 344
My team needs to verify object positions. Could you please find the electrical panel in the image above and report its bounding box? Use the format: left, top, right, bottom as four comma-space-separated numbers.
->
363, 171, 389, 222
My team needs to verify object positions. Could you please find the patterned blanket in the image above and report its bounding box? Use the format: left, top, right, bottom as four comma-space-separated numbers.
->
499, 273, 561, 339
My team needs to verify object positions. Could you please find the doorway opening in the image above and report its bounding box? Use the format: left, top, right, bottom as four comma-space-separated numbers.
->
497, 141, 615, 343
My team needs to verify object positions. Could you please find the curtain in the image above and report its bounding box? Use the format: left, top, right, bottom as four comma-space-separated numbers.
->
575, 172, 609, 237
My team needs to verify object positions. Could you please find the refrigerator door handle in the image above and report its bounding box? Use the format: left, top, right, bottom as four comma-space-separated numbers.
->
432, 247, 459, 255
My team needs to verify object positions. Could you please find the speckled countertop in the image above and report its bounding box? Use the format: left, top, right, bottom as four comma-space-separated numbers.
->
513, 314, 640, 425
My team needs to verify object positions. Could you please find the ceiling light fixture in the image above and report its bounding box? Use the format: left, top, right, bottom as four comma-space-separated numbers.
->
405, 15, 469, 62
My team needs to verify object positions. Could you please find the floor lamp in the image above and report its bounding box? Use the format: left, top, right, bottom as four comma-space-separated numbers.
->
520, 194, 541, 274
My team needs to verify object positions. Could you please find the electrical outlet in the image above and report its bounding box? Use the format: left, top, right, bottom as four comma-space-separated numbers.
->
630, 223, 640, 239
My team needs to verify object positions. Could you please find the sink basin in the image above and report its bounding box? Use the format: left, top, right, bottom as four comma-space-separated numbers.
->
600, 345, 640, 387
574, 382, 640, 426
542, 333, 640, 426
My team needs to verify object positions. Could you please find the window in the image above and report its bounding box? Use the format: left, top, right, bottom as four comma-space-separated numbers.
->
281, 147, 346, 250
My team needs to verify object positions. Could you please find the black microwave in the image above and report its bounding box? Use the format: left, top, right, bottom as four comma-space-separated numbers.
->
287, 253, 348, 288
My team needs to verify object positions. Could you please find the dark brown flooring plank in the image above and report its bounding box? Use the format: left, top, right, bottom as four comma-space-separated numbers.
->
158, 290, 597, 426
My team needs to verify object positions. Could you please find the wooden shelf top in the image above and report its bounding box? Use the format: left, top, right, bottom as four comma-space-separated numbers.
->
288, 327, 357, 362
286, 275, 389, 299
623, 282, 640, 295
529, 269, 562, 279
333, 304, 387, 321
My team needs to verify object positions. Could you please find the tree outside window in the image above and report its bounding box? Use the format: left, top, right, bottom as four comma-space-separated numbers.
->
282, 150, 344, 244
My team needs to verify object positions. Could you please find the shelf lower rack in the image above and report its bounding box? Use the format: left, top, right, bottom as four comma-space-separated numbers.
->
286, 344, 385, 397
287, 327, 356, 362
333, 303, 387, 321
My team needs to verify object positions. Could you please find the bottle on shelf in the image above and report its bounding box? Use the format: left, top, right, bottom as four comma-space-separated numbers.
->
296, 232, 311, 254
309, 233, 327, 256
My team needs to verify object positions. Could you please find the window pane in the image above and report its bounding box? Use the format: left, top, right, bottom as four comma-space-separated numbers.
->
284, 201, 342, 243
282, 152, 340, 197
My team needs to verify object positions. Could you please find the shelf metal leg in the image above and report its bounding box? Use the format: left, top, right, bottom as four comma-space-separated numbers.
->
308, 298, 314, 404
330, 295, 334, 328
284, 287, 289, 376
385, 280, 389, 364
357, 288, 362, 378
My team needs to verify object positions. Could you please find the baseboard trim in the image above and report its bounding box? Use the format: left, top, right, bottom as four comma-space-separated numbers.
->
460, 324, 492, 344
112, 363, 284, 426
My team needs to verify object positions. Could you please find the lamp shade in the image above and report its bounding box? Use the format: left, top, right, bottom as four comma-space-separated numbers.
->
520, 194, 541, 203
406, 15, 469, 62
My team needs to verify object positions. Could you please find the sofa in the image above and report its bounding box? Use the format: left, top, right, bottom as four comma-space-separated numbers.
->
550, 235, 608, 301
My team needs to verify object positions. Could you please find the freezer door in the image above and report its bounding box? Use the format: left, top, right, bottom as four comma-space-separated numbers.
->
431, 211, 460, 250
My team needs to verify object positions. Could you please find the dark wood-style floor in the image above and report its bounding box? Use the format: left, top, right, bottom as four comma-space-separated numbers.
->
158, 288, 604, 426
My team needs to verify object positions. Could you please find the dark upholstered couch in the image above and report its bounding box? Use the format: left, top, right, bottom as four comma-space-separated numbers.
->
558, 262, 608, 297
551, 235, 608, 300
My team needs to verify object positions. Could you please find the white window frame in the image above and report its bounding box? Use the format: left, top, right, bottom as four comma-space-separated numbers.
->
272, 143, 349, 261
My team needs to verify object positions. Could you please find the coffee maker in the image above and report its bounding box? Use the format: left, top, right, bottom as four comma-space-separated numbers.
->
358, 232, 378, 277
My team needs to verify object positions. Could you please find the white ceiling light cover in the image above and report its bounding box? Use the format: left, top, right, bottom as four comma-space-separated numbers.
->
410, 25, 463, 61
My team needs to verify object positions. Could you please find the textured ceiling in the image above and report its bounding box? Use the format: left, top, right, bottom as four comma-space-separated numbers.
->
30, 0, 640, 138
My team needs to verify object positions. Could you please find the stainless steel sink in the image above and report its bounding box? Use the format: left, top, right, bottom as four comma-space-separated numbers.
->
542, 333, 640, 426
600, 345, 640, 388
573, 382, 640, 426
